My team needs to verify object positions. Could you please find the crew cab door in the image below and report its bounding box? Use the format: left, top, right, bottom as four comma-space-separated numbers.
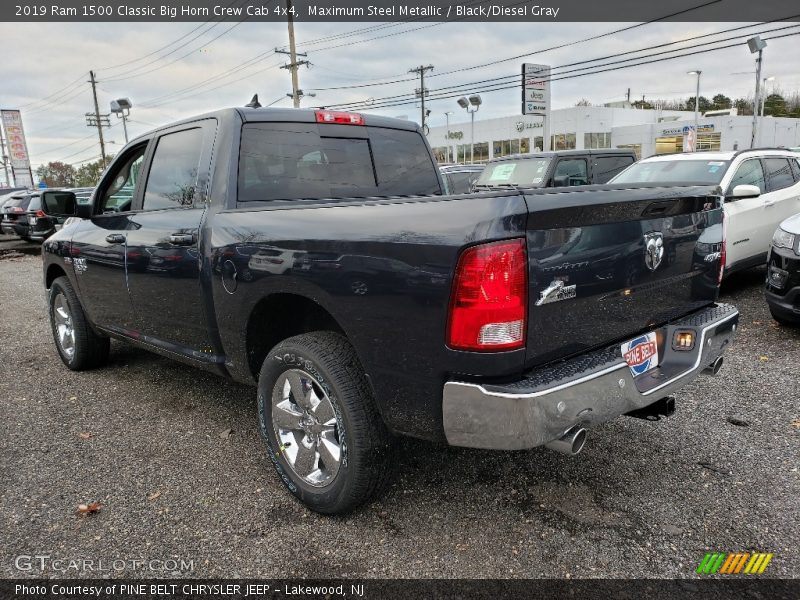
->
69, 142, 149, 331
124, 121, 216, 353
723, 158, 768, 268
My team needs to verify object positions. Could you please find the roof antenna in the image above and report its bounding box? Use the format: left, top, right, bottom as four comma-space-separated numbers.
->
245, 94, 262, 108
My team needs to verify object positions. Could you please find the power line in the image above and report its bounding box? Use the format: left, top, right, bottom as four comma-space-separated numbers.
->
335, 29, 800, 113
102, 19, 249, 83
139, 0, 491, 107
98, 0, 252, 80
327, 21, 800, 111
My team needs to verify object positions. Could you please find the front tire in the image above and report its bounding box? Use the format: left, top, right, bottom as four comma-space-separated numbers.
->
257, 332, 394, 514
49, 276, 110, 370
770, 307, 799, 327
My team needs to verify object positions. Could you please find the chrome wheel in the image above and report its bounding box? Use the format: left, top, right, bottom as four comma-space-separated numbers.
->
271, 368, 341, 487
53, 292, 75, 359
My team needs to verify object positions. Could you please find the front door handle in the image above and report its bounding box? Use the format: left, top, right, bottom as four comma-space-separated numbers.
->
105, 234, 125, 244
169, 233, 195, 246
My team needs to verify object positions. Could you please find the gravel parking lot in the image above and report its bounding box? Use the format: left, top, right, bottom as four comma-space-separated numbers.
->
0, 233, 798, 579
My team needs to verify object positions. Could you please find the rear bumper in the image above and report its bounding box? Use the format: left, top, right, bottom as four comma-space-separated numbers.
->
443, 303, 739, 450
1, 222, 28, 236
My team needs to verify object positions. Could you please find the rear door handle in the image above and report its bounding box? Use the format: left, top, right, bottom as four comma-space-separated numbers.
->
169, 233, 195, 246
105, 234, 125, 244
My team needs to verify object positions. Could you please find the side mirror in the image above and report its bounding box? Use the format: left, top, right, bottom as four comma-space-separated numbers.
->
41, 190, 77, 217
731, 184, 761, 199
552, 175, 569, 188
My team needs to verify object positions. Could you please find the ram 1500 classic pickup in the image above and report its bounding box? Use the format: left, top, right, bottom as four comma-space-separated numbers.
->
40, 107, 738, 514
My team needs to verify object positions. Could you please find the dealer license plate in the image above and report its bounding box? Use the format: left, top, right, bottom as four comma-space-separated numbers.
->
620, 331, 659, 377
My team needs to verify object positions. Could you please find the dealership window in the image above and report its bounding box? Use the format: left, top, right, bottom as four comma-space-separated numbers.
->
696, 133, 721, 152
492, 139, 521, 158
584, 132, 611, 149
551, 133, 576, 150
655, 136, 683, 155
532, 136, 543, 151
432, 146, 453, 163
521, 138, 531, 153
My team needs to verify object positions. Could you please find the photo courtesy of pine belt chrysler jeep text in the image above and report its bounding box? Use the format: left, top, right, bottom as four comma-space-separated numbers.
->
39, 108, 738, 514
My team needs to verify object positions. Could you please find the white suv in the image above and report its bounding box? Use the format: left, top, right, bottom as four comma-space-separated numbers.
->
611, 149, 800, 276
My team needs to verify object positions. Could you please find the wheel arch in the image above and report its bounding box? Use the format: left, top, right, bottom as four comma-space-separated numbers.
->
45, 263, 68, 289
244, 292, 350, 381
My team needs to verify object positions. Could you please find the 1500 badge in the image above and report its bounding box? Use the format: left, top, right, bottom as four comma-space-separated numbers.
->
535, 279, 576, 306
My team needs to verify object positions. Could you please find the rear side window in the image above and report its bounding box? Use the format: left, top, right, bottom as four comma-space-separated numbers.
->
763, 157, 795, 192
143, 128, 204, 210
238, 122, 440, 202
593, 155, 635, 184
28, 196, 41, 211
791, 158, 800, 181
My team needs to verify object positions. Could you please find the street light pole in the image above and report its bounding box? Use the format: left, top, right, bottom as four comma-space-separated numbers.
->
747, 36, 767, 148
444, 111, 453, 162
457, 95, 482, 164
688, 70, 701, 152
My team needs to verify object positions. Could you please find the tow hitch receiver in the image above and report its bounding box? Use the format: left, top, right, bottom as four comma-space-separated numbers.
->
625, 396, 676, 421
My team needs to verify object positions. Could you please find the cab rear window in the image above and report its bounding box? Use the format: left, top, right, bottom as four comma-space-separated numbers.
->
238, 122, 441, 202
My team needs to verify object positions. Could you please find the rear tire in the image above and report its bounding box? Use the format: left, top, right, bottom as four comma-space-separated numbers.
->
49, 276, 110, 370
257, 332, 395, 514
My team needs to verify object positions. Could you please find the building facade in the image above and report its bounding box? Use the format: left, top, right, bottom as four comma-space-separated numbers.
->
427, 105, 800, 163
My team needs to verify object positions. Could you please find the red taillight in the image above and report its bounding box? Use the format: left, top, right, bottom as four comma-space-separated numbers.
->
447, 238, 527, 352
718, 211, 726, 285
315, 110, 364, 126
36, 209, 46, 218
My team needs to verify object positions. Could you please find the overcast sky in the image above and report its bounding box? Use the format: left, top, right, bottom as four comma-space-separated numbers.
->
2, 19, 799, 169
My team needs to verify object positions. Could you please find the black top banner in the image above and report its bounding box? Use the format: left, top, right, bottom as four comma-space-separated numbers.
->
2, 579, 800, 600
3, 0, 800, 22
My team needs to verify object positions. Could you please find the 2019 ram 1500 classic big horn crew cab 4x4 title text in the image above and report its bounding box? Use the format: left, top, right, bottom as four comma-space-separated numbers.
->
39, 108, 738, 514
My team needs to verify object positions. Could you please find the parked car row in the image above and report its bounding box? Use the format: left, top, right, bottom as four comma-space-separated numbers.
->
1, 188, 93, 242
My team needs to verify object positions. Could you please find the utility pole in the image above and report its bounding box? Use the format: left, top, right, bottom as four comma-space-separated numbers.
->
626, 88, 631, 103
409, 65, 434, 133
277, 0, 309, 108
88, 71, 107, 167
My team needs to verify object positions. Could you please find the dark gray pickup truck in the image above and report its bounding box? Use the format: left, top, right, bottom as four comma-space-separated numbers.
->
40, 107, 738, 513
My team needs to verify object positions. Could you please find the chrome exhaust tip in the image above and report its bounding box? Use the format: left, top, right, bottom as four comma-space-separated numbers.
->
703, 356, 724, 376
544, 426, 587, 456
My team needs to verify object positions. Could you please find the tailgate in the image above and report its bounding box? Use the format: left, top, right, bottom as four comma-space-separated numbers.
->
524, 184, 723, 366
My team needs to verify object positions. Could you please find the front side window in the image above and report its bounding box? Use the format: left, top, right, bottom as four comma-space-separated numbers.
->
763, 157, 794, 192
99, 146, 146, 213
553, 158, 588, 186
143, 128, 204, 211
728, 159, 766, 196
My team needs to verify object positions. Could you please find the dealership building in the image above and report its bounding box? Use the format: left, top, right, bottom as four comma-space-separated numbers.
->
427, 105, 800, 163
